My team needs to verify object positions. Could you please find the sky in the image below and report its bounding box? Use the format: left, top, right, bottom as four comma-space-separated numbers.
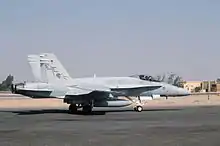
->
0, 0, 220, 82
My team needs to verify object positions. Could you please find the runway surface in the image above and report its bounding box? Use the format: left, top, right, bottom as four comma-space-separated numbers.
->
0, 106, 220, 146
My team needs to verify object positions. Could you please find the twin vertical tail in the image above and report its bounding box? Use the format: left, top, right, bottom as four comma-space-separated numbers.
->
27, 55, 42, 82
27, 53, 72, 83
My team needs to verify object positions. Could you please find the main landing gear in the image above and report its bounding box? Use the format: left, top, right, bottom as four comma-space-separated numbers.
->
68, 102, 93, 114
68, 104, 78, 114
82, 105, 93, 113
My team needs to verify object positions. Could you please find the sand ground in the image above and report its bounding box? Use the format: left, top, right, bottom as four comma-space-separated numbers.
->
0, 95, 220, 109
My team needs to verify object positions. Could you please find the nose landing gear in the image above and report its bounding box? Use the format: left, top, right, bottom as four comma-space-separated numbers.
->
134, 105, 143, 112
134, 96, 143, 112
125, 96, 144, 112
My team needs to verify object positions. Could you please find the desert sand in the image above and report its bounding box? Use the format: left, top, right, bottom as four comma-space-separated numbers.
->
0, 95, 220, 109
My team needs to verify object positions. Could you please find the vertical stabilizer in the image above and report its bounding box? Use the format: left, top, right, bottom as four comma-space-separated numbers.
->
27, 55, 42, 82
40, 58, 58, 83
39, 53, 72, 83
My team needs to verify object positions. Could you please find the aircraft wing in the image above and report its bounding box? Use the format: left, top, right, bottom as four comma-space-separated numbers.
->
66, 86, 117, 96
64, 85, 121, 101
65, 84, 161, 99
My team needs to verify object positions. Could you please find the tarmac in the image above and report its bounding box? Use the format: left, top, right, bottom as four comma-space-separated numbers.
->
0, 95, 220, 146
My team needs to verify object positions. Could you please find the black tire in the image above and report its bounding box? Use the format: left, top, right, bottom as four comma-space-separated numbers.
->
68, 104, 77, 114
82, 105, 92, 114
136, 106, 143, 112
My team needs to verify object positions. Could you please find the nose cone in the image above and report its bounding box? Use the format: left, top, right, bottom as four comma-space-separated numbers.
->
178, 87, 191, 96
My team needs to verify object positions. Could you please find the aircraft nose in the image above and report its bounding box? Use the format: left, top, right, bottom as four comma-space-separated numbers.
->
179, 88, 191, 96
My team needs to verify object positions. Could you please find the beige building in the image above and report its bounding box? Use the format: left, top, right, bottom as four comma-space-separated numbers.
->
201, 81, 216, 92
183, 81, 202, 93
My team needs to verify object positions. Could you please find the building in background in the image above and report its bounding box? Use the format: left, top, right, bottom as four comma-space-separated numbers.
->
183, 81, 202, 93
183, 80, 219, 93
201, 81, 216, 92
210, 83, 220, 92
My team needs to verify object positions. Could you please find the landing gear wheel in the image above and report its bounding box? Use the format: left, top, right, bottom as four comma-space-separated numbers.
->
68, 104, 77, 114
134, 106, 143, 112
82, 105, 92, 114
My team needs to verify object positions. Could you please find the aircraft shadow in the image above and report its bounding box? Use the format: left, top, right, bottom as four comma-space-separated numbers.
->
0, 108, 183, 116
12, 109, 107, 116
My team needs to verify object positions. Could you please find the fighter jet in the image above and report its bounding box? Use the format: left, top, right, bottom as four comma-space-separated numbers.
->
35, 53, 190, 99
28, 53, 190, 101
11, 53, 162, 113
